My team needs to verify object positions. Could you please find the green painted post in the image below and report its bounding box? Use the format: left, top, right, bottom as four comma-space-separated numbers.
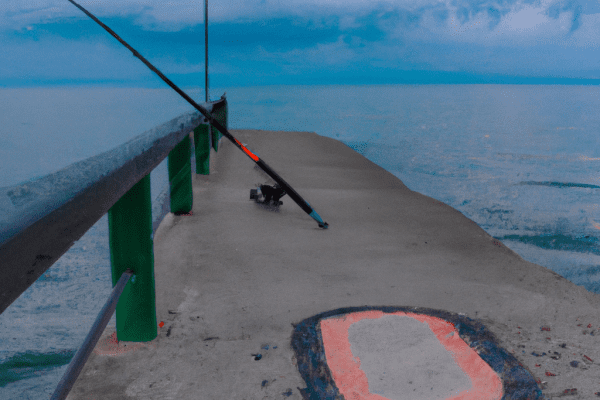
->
193, 123, 211, 175
168, 135, 193, 213
108, 174, 157, 342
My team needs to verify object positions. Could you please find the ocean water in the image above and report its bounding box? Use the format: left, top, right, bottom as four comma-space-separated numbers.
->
1, 84, 600, 398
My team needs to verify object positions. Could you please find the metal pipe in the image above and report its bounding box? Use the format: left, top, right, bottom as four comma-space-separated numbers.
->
205, 0, 209, 102
51, 270, 133, 400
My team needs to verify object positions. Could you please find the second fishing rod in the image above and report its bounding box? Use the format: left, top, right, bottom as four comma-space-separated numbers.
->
67, 0, 328, 229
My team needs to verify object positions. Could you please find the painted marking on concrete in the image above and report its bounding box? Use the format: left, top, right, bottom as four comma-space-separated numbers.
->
291, 306, 543, 400
93, 331, 156, 356
321, 310, 502, 399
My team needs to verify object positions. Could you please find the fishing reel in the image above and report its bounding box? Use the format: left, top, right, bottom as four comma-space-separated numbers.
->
250, 184, 287, 206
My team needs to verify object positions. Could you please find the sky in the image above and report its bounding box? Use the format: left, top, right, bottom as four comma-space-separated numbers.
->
1, 0, 599, 87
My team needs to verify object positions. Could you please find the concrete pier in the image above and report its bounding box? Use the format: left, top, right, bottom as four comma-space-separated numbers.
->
68, 130, 600, 399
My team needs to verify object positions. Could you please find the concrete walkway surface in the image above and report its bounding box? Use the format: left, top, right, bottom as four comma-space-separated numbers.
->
68, 130, 600, 399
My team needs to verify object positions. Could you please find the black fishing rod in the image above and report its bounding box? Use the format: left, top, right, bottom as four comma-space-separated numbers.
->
67, 0, 328, 228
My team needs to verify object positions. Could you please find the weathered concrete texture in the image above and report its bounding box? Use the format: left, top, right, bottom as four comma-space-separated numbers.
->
68, 130, 600, 399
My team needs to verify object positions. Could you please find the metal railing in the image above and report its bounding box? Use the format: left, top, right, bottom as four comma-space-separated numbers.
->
50, 269, 133, 400
0, 96, 227, 399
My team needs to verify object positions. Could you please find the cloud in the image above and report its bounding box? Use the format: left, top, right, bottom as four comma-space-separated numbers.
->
0, 35, 153, 84
546, 0, 583, 32
1, 0, 599, 86
503, 3, 549, 32
3, 0, 597, 39
446, 0, 599, 34
492, 2, 600, 47
256, 34, 358, 71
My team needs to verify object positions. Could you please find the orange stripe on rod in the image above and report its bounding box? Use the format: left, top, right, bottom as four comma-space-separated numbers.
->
234, 138, 260, 162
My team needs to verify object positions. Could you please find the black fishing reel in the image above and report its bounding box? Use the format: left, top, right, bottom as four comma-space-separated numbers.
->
250, 184, 287, 206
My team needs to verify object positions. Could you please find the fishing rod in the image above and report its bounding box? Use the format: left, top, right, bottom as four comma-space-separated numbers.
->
67, 0, 328, 228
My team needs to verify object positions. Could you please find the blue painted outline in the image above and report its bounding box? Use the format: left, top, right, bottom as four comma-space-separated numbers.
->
291, 306, 543, 400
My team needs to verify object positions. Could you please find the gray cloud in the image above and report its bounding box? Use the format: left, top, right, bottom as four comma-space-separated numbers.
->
1, 0, 598, 86
3, 0, 595, 36
546, 0, 583, 32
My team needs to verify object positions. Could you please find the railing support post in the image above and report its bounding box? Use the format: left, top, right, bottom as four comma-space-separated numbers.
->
211, 99, 227, 151
107, 174, 157, 342
223, 101, 228, 139
193, 123, 211, 175
211, 122, 219, 151
168, 135, 193, 213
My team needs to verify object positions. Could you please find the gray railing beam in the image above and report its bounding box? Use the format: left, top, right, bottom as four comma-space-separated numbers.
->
0, 102, 223, 315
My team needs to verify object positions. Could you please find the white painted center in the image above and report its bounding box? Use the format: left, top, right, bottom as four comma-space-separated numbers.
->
348, 315, 471, 400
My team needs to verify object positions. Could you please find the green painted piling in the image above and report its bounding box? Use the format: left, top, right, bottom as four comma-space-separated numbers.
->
168, 135, 193, 213
108, 174, 157, 342
193, 124, 211, 175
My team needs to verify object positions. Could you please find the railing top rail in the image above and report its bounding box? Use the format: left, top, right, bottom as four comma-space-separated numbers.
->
0, 97, 226, 314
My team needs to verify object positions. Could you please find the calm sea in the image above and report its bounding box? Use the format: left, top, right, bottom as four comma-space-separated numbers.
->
1, 84, 599, 398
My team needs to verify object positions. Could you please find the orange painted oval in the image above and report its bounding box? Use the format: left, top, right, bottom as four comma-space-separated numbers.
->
320, 310, 503, 400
